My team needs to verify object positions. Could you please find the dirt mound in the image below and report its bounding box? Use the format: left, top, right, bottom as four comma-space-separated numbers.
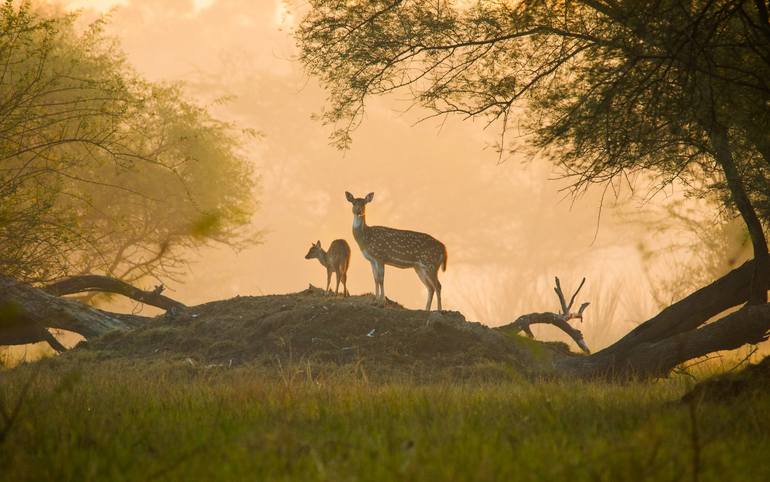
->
76, 286, 570, 377
682, 357, 770, 402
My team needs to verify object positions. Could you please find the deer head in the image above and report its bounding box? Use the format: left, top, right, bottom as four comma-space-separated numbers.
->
304, 240, 323, 259
345, 191, 374, 217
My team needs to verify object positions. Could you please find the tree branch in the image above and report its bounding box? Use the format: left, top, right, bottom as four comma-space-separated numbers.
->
0, 275, 133, 340
44, 275, 186, 313
497, 276, 591, 354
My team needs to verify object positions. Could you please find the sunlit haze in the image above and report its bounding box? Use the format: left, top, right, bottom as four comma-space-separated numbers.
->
3, 4, 768, 478
34, 0, 689, 353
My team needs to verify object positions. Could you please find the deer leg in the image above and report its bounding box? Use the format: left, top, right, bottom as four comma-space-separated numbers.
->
428, 268, 442, 311
335, 270, 341, 295
376, 261, 386, 305
341, 271, 349, 297
415, 266, 434, 311
369, 261, 380, 301
326, 269, 332, 295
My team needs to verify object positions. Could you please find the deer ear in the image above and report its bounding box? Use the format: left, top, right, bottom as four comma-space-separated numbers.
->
345, 191, 354, 202
316, 240, 321, 247
365, 192, 374, 203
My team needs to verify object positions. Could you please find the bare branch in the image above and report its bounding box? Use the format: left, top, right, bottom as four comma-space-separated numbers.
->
553, 277, 569, 314
44, 275, 186, 313
567, 277, 587, 312
499, 276, 592, 354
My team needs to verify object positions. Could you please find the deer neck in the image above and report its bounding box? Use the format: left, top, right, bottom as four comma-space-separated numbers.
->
352, 213, 367, 242
316, 250, 330, 268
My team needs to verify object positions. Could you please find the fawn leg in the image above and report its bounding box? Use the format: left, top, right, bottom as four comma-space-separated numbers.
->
341, 271, 349, 297
335, 270, 341, 295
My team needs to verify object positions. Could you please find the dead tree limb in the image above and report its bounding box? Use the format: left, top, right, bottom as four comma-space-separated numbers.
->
44, 275, 186, 313
0, 308, 67, 353
498, 277, 591, 354
0, 276, 147, 352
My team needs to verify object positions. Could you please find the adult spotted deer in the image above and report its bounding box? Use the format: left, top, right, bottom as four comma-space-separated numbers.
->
345, 191, 447, 310
305, 239, 351, 296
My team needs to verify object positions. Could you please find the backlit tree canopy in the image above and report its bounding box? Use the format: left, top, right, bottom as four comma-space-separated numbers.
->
0, 1, 259, 283
297, 0, 770, 301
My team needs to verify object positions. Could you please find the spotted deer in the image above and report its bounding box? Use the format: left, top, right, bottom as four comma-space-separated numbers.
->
345, 191, 447, 310
304, 239, 351, 296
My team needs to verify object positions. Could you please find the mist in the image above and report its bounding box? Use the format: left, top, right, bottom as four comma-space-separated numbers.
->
30, 0, 684, 353
3, 0, 736, 364
3, 3, 769, 478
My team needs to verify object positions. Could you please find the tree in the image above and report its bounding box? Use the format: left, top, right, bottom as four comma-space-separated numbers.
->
0, 1, 259, 285
296, 0, 770, 378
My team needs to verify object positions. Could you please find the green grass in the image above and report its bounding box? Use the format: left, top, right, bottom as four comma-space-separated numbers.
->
1, 358, 768, 482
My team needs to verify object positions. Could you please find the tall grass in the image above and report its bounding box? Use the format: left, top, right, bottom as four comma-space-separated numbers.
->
452, 257, 658, 352
1, 358, 768, 482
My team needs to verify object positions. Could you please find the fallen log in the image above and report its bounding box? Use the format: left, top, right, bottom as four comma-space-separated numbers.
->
1, 276, 128, 338
0, 276, 147, 352
0, 304, 67, 352
44, 275, 186, 313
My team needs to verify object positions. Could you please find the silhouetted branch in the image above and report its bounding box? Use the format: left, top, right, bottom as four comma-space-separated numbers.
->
498, 277, 591, 354
44, 275, 186, 313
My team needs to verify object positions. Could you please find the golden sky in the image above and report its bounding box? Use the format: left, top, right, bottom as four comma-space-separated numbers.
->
42, 0, 678, 351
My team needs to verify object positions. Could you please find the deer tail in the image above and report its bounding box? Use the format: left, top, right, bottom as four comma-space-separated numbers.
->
441, 244, 448, 272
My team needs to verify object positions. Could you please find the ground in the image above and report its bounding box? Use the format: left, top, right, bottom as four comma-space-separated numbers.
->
1, 288, 768, 481
78, 286, 571, 380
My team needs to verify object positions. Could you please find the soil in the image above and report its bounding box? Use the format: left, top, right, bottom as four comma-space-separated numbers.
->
75, 286, 573, 378
682, 356, 770, 402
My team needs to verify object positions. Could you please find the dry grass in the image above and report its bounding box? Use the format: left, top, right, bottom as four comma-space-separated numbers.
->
1, 357, 768, 482
1, 286, 768, 481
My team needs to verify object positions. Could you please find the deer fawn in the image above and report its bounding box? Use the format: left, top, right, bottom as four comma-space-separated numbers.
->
345, 191, 447, 310
305, 239, 351, 296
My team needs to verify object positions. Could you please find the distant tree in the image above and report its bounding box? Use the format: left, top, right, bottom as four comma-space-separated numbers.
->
0, 1, 259, 284
297, 0, 770, 378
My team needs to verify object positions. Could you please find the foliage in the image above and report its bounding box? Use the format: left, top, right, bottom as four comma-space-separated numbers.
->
0, 358, 769, 481
297, 0, 768, 190
0, 1, 259, 284
296, 0, 770, 300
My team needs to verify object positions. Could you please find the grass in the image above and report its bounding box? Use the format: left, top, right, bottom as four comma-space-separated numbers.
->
1, 357, 769, 482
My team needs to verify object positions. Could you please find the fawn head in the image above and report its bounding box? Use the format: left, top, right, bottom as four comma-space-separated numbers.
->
304, 240, 323, 259
345, 191, 374, 217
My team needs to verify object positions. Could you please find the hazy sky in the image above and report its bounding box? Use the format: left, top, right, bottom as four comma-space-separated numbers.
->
46, 0, 680, 350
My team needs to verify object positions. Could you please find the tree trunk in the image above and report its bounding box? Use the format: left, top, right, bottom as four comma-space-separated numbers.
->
560, 259, 768, 379
560, 304, 770, 379
710, 124, 769, 304
0, 308, 67, 352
